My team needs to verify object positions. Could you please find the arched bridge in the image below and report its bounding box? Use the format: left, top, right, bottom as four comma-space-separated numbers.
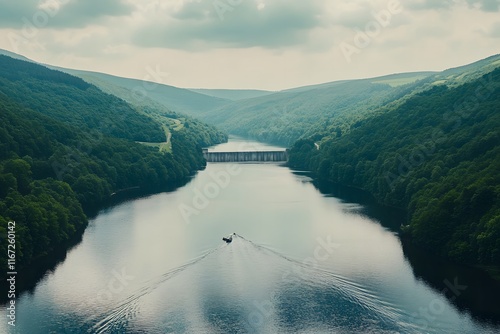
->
202, 148, 288, 163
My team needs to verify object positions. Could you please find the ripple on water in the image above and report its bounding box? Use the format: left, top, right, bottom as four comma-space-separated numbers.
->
91, 235, 418, 334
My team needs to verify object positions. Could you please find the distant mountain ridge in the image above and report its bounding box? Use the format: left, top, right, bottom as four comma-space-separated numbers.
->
50, 67, 231, 115
1, 49, 499, 148
189, 88, 274, 101
0, 49, 232, 115
197, 54, 500, 146
281, 71, 437, 93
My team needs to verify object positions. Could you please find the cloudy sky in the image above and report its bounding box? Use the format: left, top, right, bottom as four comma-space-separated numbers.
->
0, 0, 499, 90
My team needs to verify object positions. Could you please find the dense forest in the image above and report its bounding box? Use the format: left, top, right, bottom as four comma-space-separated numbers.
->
0, 56, 227, 277
0, 55, 164, 142
289, 69, 500, 269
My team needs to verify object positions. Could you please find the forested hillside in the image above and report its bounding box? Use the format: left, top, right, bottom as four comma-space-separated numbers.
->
196, 55, 500, 146
55, 67, 230, 115
199, 79, 404, 146
289, 69, 500, 268
0, 55, 164, 142
0, 56, 227, 276
52, 73, 228, 149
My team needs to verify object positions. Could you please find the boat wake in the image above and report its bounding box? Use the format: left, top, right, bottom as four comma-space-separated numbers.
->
90, 234, 414, 333
90, 247, 222, 333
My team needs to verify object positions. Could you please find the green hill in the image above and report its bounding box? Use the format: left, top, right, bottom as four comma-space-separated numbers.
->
0, 53, 227, 149
54, 67, 231, 115
194, 55, 500, 147
0, 55, 165, 142
0, 56, 227, 276
289, 68, 500, 271
2, 49, 498, 152
196, 72, 439, 146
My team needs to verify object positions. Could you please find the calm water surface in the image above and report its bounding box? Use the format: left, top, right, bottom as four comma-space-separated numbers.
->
2, 138, 499, 333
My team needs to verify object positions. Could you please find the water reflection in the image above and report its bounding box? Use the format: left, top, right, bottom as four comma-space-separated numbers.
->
313, 178, 500, 325
1, 139, 499, 333
402, 240, 500, 324
90, 236, 413, 333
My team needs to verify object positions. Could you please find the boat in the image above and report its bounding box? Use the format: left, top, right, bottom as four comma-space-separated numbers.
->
222, 233, 236, 244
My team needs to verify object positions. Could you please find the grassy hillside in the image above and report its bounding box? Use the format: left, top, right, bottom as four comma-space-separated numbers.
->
57, 75, 228, 149
289, 68, 500, 269
45, 64, 229, 148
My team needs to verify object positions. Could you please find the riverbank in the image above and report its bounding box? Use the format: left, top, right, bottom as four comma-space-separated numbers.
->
2, 137, 498, 333
307, 175, 500, 321
310, 173, 500, 281
0, 174, 199, 304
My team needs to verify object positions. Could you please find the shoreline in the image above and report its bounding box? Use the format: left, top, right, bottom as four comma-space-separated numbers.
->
0, 175, 196, 305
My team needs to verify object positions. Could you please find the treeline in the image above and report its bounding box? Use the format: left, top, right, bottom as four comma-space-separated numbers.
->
139, 106, 228, 148
180, 117, 228, 148
289, 69, 500, 267
0, 57, 227, 275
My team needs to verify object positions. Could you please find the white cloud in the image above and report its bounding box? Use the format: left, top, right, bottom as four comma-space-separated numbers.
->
0, 0, 133, 29
131, 0, 326, 50
0, 0, 498, 90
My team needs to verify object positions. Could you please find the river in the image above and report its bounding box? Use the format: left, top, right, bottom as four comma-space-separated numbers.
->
1, 138, 499, 333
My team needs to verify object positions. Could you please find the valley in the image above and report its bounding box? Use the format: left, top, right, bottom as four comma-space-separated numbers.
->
0, 49, 499, 332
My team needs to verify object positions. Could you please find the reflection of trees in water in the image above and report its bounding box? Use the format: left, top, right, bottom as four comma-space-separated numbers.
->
401, 238, 500, 324
311, 178, 406, 231
0, 231, 82, 305
310, 177, 500, 324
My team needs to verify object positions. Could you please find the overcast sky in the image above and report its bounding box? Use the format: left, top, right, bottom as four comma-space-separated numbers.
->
0, 0, 499, 90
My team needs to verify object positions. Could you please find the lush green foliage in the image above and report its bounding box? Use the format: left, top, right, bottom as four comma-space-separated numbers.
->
54, 51, 500, 150
0, 56, 227, 274
0, 55, 164, 142
137, 106, 228, 148
54, 63, 228, 148
289, 69, 500, 266
200, 80, 399, 146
